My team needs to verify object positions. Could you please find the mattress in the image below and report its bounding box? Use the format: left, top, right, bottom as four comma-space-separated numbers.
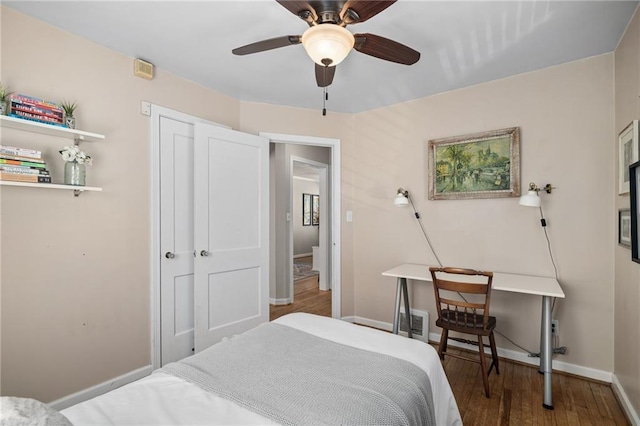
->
62, 313, 462, 425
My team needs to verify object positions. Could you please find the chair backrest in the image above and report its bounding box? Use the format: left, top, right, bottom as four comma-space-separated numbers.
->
429, 267, 494, 331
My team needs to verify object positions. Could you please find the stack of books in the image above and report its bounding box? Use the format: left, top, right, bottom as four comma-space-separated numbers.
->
8, 94, 64, 127
0, 145, 51, 183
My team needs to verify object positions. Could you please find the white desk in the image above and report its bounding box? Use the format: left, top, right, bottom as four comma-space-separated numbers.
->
382, 263, 565, 410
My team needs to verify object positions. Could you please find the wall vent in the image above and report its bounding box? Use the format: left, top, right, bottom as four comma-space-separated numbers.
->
134, 58, 154, 80
399, 309, 429, 342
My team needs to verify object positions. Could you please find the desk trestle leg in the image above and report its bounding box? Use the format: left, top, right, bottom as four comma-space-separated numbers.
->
392, 277, 412, 338
541, 295, 554, 410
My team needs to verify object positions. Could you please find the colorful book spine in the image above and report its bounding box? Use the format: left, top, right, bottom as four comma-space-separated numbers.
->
9, 94, 63, 113
0, 165, 50, 175
7, 113, 66, 127
0, 145, 42, 160
11, 104, 64, 122
0, 158, 47, 168
0, 172, 51, 183
8, 94, 65, 127
0, 154, 46, 164
8, 111, 64, 126
0, 145, 41, 156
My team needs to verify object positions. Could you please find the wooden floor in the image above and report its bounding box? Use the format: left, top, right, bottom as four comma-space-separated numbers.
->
440, 347, 630, 425
269, 274, 331, 321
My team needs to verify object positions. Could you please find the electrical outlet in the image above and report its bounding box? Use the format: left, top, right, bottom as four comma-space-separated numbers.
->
551, 319, 559, 336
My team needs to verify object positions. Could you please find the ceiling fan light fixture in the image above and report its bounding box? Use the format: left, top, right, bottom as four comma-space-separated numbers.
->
301, 24, 355, 66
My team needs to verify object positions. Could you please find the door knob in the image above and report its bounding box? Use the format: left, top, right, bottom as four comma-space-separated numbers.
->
200, 250, 209, 257
165, 252, 175, 259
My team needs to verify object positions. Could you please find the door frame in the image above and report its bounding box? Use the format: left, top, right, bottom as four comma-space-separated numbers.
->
289, 156, 329, 302
261, 132, 341, 318
150, 105, 228, 370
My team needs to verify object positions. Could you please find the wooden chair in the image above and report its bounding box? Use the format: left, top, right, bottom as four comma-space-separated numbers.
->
429, 267, 499, 398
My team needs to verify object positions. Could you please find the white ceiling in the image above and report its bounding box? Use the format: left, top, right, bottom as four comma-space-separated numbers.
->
5, 1, 638, 114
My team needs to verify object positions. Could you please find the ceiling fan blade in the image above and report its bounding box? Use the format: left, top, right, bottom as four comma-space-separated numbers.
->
315, 63, 336, 87
232, 35, 302, 55
340, 1, 396, 24
353, 33, 420, 65
276, 0, 318, 22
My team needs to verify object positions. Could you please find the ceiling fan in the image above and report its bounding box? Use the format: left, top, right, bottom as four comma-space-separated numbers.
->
232, 0, 421, 88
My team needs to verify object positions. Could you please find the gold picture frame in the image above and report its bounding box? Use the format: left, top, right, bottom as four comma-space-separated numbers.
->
428, 127, 520, 200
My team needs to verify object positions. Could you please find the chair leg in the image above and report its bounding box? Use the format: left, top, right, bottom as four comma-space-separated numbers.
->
438, 329, 448, 360
477, 335, 490, 398
489, 331, 499, 375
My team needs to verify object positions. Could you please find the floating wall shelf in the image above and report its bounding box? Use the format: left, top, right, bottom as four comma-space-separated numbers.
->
0, 114, 105, 196
0, 115, 105, 142
0, 181, 102, 196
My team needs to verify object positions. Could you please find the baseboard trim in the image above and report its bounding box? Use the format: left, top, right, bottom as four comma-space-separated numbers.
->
269, 297, 292, 306
293, 253, 312, 259
612, 374, 640, 425
48, 365, 152, 411
348, 316, 613, 383
426, 331, 613, 382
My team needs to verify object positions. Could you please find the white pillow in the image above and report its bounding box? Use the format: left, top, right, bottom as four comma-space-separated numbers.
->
0, 397, 72, 426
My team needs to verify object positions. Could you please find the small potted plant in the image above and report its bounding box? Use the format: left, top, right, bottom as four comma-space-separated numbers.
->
61, 100, 77, 129
0, 83, 12, 116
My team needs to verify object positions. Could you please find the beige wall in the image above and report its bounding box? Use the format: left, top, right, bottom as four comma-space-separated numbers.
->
1, 4, 634, 411
0, 8, 242, 402
351, 54, 616, 372
614, 6, 640, 417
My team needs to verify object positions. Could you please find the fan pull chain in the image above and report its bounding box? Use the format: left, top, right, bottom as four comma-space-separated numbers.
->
322, 86, 328, 116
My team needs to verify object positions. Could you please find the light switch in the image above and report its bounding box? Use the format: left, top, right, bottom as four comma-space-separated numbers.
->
286, 212, 291, 222
140, 101, 151, 116
346, 211, 353, 222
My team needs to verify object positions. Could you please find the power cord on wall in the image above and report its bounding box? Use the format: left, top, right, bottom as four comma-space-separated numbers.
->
407, 194, 443, 267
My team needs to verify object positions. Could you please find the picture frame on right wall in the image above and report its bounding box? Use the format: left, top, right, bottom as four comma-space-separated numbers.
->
618, 120, 639, 195
619, 208, 631, 248
630, 161, 640, 263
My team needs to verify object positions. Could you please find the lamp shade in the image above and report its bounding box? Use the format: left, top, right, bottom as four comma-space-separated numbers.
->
301, 24, 354, 66
519, 190, 541, 207
394, 193, 409, 206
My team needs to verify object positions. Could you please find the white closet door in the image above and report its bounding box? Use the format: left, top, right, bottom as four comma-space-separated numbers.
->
194, 123, 269, 352
160, 116, 195, 365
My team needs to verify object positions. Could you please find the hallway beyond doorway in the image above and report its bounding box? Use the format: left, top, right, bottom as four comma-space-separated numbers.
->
270, 274, 331, 321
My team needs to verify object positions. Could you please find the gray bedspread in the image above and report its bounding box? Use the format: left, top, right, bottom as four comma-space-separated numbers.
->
161, 322, 436, 426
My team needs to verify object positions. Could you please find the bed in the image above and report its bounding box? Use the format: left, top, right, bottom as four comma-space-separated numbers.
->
61, 313, 462, 425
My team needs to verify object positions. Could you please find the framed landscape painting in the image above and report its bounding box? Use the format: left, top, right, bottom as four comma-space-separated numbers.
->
428, 127, 520, 200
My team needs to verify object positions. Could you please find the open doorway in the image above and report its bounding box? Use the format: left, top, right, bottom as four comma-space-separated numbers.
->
271, 158, 330, 320
262, 133, 341, 321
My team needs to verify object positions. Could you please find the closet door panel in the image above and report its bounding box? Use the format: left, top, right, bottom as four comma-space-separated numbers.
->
194, 123, 269, 352
159, 117, 195, 365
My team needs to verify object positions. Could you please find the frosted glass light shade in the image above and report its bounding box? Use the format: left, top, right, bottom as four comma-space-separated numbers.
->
519, 190, 541, 207
394, 193, 409, 206
302, 24, 355, 66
